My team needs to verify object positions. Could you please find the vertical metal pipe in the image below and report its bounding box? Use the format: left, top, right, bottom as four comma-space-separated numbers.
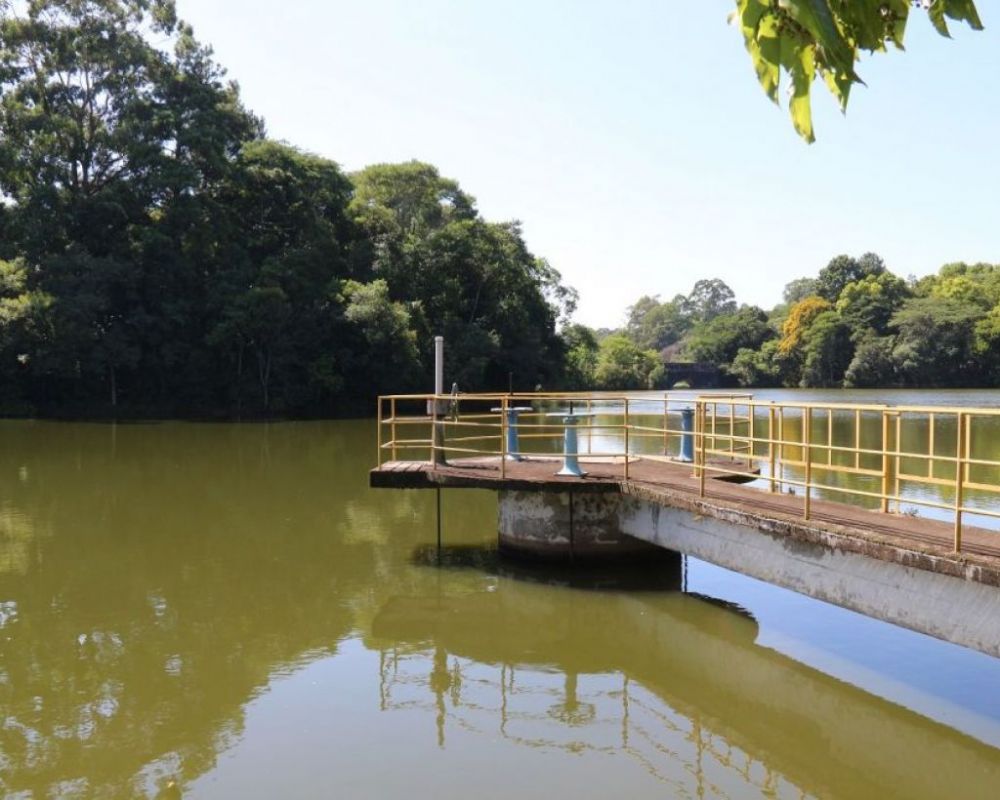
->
432, 336, 446, 466
728, 403, 735, 456
623, 397, 630, 481
500, 395, 508, 480
663, 394, 669, 455
955, 412, 966, 552
803, 407, 812, 520
894, 413, 902, 510
376, 396, 383, 467
827, 409, 833, 467
881, 410, 891, 513
434, 336, 444, 396
768, 405, 777, 493
587, 398, 593, 455
390, 397, 397, 462
854, 409, 861, 471
699, 404, 707, 498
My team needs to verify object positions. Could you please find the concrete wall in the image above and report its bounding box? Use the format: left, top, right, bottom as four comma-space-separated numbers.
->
497, 490, 1000, 658
497, 490, 664, 562
619, 496, 1000, 659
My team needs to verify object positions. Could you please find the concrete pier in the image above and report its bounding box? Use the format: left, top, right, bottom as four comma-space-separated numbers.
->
371, 456, 1000, 658
497, 490, 664, 561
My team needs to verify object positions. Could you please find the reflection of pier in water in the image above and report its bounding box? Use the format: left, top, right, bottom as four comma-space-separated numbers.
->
377, 647, 810, 799
369, 549, 1000, 800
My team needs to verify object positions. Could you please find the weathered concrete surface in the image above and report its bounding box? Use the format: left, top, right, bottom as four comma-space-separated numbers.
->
495, 485, 1000, 657
498, 490, 664, 562
617, 496, 1000, 659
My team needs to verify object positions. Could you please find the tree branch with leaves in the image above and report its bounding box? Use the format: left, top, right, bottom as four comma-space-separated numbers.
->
732, 0, 983, 141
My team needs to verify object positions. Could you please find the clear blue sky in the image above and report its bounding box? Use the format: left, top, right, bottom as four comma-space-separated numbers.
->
177, 0, 998, 328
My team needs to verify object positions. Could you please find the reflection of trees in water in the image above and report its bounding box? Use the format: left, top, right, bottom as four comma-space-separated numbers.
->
0, 507, 46, 575
376, 647, 812, 799
0, 421, 390, 798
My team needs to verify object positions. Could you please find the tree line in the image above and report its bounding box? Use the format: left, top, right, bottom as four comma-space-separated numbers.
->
1, 2, 994, 419
592, 255, 1000, 391
0, 1, 573, 417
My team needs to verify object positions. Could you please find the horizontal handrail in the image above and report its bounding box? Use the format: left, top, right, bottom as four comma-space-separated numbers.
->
376, 392, 1000, 552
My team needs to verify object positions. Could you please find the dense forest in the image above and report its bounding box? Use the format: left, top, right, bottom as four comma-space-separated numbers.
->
0, 0, 574, 417
584, 255, 1000, 391
0, 2, 996, 420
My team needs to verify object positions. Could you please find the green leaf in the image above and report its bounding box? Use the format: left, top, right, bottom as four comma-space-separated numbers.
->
777, 0, 857, 80
928, 1, 951, 37
943, 0, 985, 31
754, 13, 781, 102
781, 37, 816, 143
821, 66, 852, 112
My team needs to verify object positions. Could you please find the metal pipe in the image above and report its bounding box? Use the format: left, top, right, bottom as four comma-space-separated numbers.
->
955, 412, 966, 552
804, 407, 812, 520
768, 405, 776, 493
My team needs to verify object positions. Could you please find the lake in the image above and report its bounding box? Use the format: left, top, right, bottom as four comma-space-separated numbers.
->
3, 388, 1000, 798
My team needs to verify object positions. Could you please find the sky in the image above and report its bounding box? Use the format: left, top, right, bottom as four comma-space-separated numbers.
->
175, 0, 999, 328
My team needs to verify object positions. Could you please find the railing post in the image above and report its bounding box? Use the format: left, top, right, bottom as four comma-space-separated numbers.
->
500, 395, 507, 480
894, 412, 902, 508
768, 405, 777, 493
955, 411, 966, 552
747, 404, 754, 470
881, 410, 891, 513
623, 397, 630, 481
587, 398, 593, 455
729, 397, 736, 461
803, 407, 812, 520
390, 397, 397, 462
376, 396, 383, 467
699, 403, 707, 498
663, 394, 669, 455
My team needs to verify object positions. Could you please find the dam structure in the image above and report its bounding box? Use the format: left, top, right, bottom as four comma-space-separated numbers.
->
370, 391, 1000, 659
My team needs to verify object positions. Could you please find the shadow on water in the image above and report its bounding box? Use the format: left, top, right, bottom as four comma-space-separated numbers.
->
410, 543, 704, 595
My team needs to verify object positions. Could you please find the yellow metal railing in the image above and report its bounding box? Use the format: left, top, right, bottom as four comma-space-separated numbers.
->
693, 398, 1000, 552
375, 392, 1000, 552
376, 391, 750, 482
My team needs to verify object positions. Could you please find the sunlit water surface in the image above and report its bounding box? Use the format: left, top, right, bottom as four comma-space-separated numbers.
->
3, 392, 1000, 798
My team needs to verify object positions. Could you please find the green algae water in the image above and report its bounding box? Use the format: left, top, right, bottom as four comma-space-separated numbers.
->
3, 403, 1000, 798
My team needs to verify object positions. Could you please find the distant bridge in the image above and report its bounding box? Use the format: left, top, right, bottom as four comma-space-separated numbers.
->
370, 391, 1000, 658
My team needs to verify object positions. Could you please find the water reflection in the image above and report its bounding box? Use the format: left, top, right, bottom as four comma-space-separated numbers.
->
1, 419, 999, 800
369, 549, 1000, 800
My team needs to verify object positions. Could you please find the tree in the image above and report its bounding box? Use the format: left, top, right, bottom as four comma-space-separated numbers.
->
207, 140, 355, 413
350, 162, 570, 392
836, 272, 910, 338
561, 324, 600, 388
342, 279, 421, 396
686, 279, 737, 323
683, 305, 774, 366
593, 335, 662, 390
778, 295, 831, 355
728, 341, 784, 387
844, 335, 897, 388
624, 294, 691, 351
890, 297, 980, 386
782, 277, 818, 305
815, 253, 885, 302
799, 310, 852, 387
731, 0, 984, 142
